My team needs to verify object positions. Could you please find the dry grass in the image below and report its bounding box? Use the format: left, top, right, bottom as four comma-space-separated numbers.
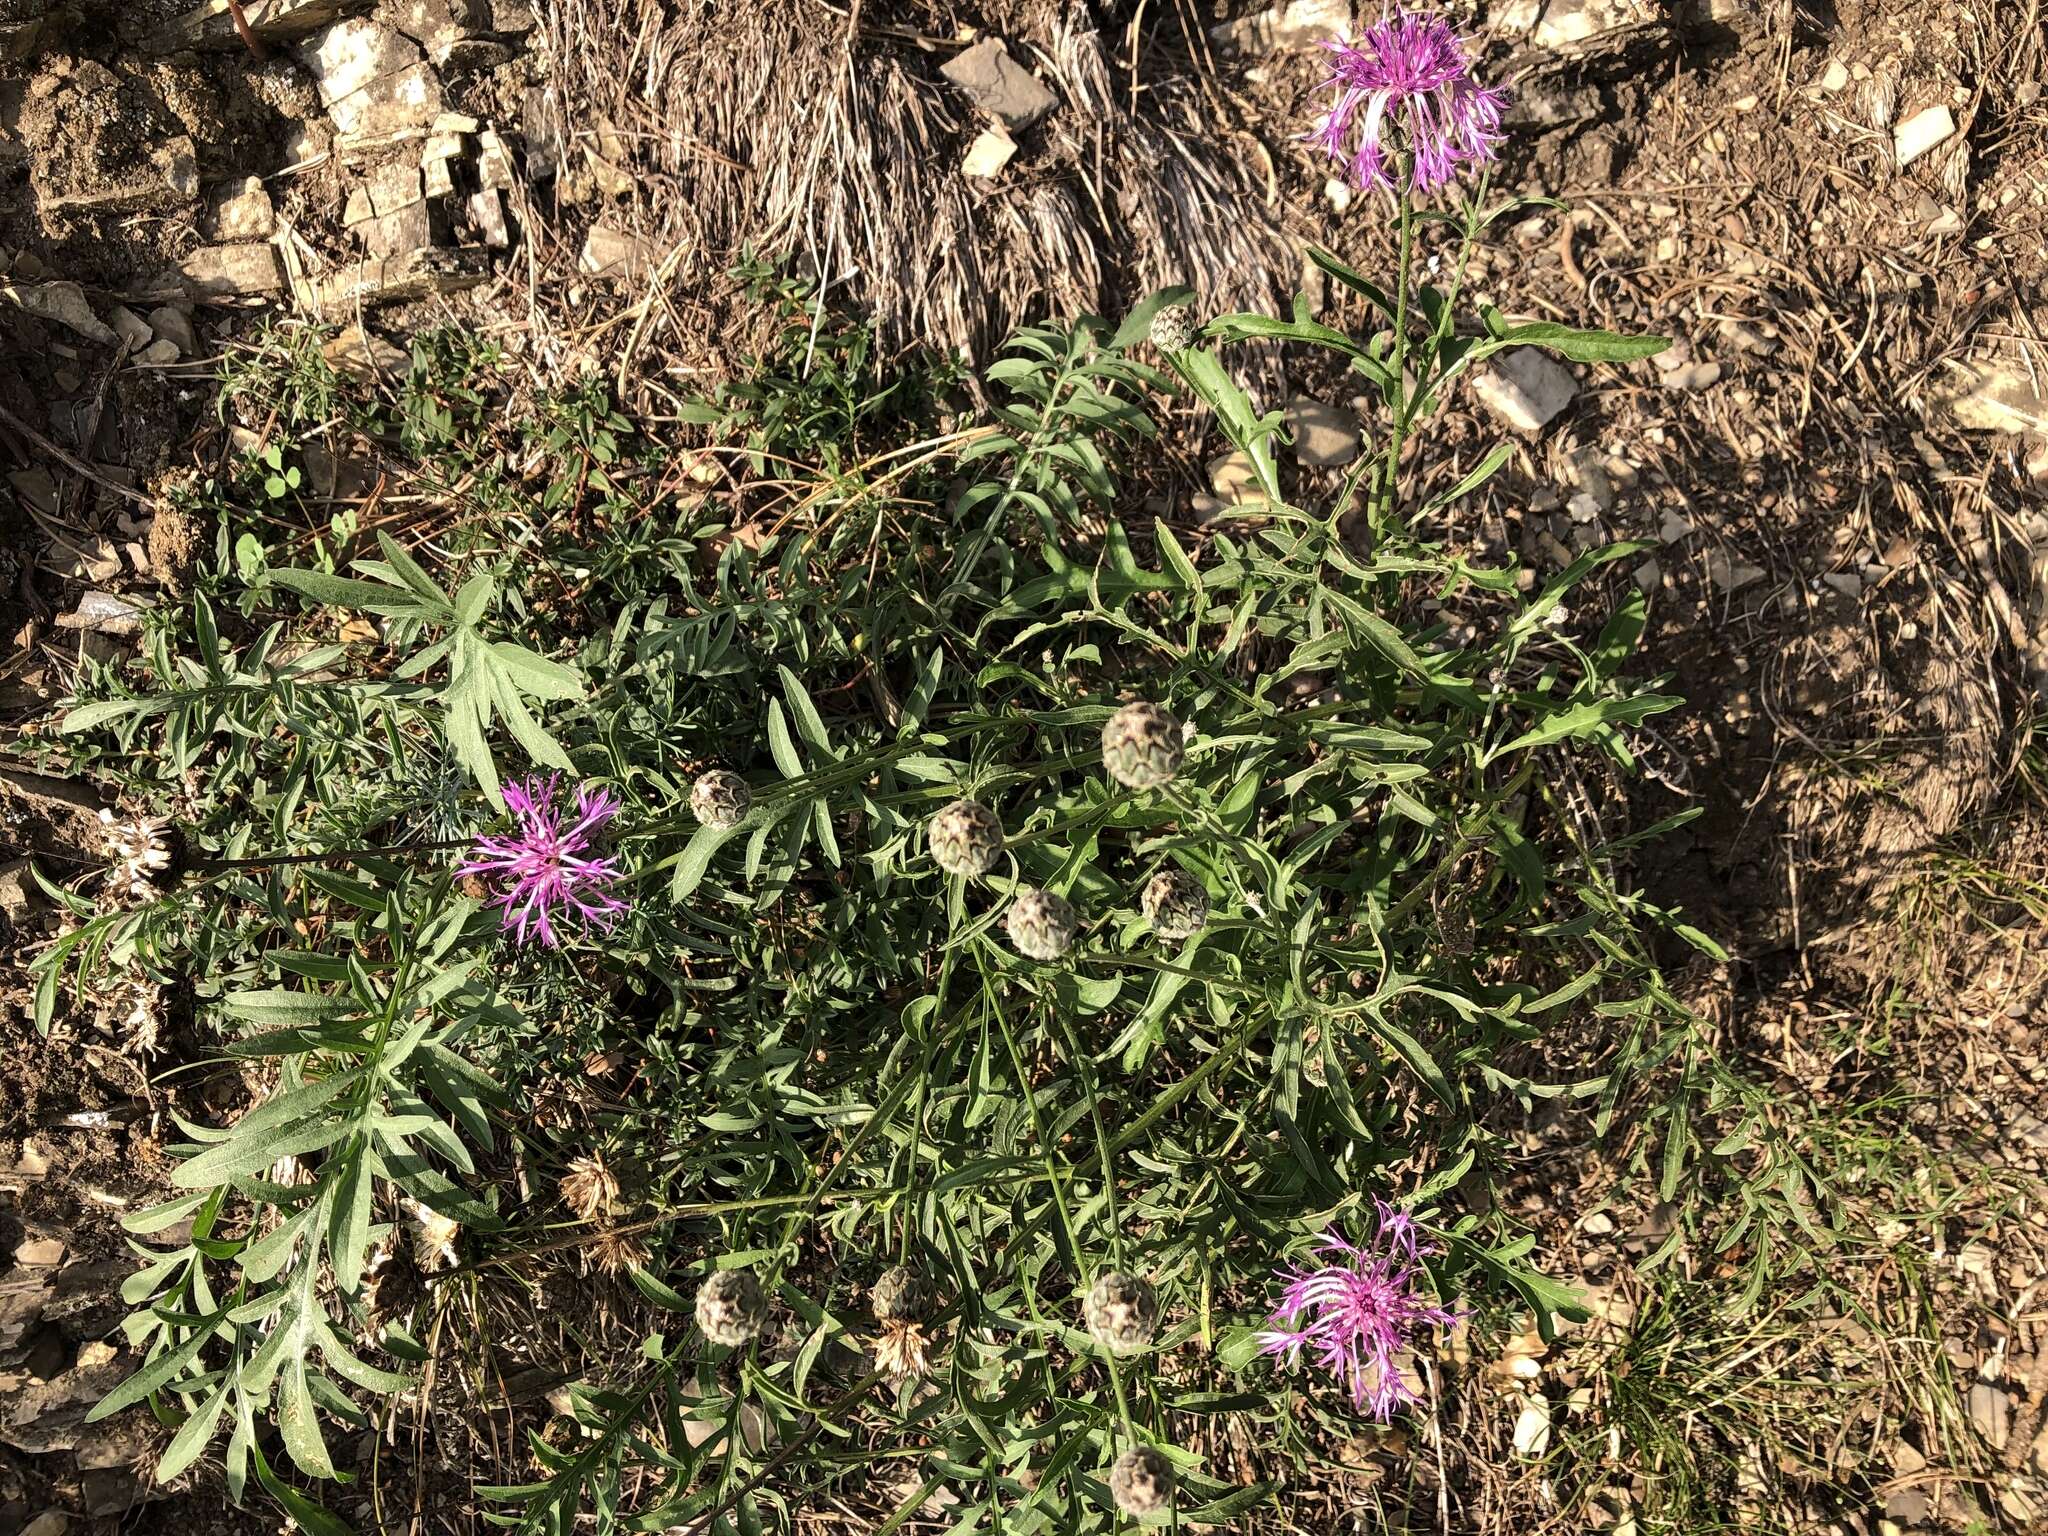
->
532, 0, 1305, 388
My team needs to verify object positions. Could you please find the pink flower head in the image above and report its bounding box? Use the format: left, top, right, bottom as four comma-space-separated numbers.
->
1310, 10, 1509, 196
457, 774, 627, 947
1256, 1200, 1459, 1419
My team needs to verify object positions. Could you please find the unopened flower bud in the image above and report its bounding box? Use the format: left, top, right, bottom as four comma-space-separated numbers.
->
1101, 703, 1184, 790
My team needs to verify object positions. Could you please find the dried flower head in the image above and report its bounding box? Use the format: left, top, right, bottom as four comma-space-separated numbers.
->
1101, 702, 1184, 789
1147, 303, 1197, 352
873, 1318, 934, 1383
558, 1153, 620, 1223
1140, 870, 1210, 939
456, 775, 626, 947
100, 806, 172, 904
406, 1199, 461, 1273
589, 1227, 651, 1277
696, 1267, 768, 1347
1257, 1201, 1458, 1419
1084, 1271, 1160, 1354
927, 798, 1004, 877
1006, 886, 1078, 961
690, 769, 753, 829
871, 1264, 933, 1325
1310, 10, 1508, 197
361, 1237, 423, 1324
109, 974, 165, 1056
1109, 1446, 1175, 1517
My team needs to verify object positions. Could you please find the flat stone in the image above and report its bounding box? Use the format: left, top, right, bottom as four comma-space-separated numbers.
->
423, 154, 456, 197
1705, 549, 1764, 591
1, 280, 117, 345
1471, 349, 1577, 434
1969, 1383, 2011, 1449
1, 18, 52, 64
1493, 0, 1656, 47
301, 246, 488, 312
161, 136, 199, 201
366, 159, 423, 214
1661, 360, 1722, 391
147, 0, 363, 51
420, 129, 466, 163
56, 592, 145, 634
1885, 1489, 1931, 1525
1565, 444, 1614, 509
108, 304, 154, 348
385, 0, 490, 51
319, 321, 407, 382
296, 17, 443, 136
962, 126, 1017, 179
476, 128, 515, 190
14, 1236, 64, 1266
0, 857, 41, 927
1209, 0, 1348, 52
940, 38, 1057, 131
147, 305, 197, 355
1285, 396, 1361, 467
137, 337, 180, 365
1821, 571, 1863, 601
21, 1514, 70, 1536
210, 174, 275, 240
179, 243, 284, 301
1895, 105, 1955, 167
1943, 362, 2048, 434
1207, 449, 1261, 502
467, 188, 509, 247
1821, 60, 1850, 92
578, 225, 657, 280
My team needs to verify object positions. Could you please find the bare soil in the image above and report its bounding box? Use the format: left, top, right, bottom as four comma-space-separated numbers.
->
3, 0, 2046, 1530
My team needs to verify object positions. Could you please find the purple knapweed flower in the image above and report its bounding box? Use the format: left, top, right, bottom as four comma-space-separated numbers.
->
1257, 1200, 1459, 1419
1309, 10, 1509, 196
456, 774, 626, 947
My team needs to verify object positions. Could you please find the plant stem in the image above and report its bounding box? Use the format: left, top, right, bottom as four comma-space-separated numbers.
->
1379, 189, 1417, 535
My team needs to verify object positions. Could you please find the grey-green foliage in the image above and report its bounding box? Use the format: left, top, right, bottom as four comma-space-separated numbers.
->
93, 884, 506, 1501
35, 244, 1825, 1536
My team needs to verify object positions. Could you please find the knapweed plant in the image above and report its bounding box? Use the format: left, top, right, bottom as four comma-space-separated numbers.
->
32, 13, 1795, 1531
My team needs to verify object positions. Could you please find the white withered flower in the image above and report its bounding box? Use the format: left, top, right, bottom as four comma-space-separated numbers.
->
99, 806, 172, 903
406, 1199, 461, 1273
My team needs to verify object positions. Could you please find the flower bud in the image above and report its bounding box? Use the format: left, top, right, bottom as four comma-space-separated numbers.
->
695, 1267, 767, 1347
1006, 886, 1078, 961
1147, 305, 1197, 353
691, 769, 752, 829
927, 798, 1003, 877
1109, 1446, 1175, 1516
1084, 1271, 1159, 1354
1140, 870, 1210, 939
871, 1265, 933, 1325
1101, 702, 1184, 789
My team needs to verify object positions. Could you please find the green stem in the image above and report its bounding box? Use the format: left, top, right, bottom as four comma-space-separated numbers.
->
1378, 189, 1417, 535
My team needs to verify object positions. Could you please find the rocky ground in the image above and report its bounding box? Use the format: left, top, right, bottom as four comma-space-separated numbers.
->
3, 0, 2047, 1531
